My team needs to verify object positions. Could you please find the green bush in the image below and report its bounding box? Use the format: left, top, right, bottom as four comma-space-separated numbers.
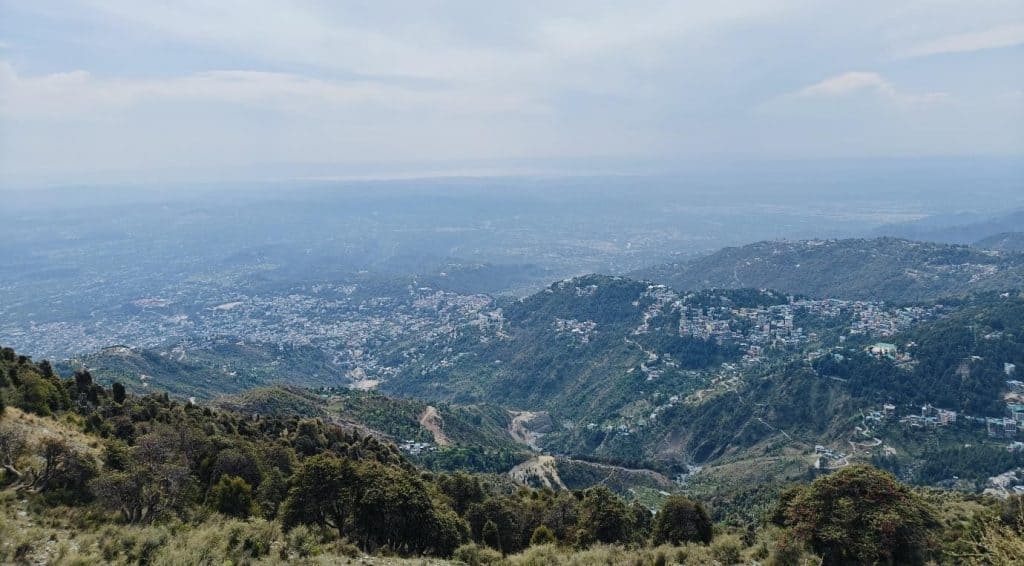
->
453, 542, 505, 565
710, 534, 743, 565
209, 474, 256, 518
530, 524, 557, 546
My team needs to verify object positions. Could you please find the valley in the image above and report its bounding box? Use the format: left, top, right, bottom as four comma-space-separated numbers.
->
17, 235, 1019, 516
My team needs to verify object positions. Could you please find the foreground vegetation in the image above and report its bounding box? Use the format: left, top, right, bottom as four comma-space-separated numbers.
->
2, 346, 1022, 564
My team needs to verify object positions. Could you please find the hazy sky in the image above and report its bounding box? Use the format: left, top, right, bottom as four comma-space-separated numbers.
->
1, 1, 1022, 185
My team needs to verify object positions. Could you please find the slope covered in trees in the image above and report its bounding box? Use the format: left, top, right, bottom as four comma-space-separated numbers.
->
384, 276, 747, 424
2, 346, 1022, 564
60, 339, 344, 400
635, 238, 1024, 302
377, 276, 1024, 497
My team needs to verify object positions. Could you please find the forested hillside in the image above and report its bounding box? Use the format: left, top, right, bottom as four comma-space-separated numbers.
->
60, 340, 344, 400
378, 273, 1024, 499
635, 238, 1024, 302
384, 276, 747, 423
3, 346, 1022, 564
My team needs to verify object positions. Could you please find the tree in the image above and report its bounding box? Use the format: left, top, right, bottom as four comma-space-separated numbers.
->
0, 424, 28, 483
348, 460, 461, 554
257, 467, 288, 519
652, 495, 713, 545
577, 486, 633, 545
90, 427, 196, 523
210, 474, 255, 518
543, 490, 579, 542
74, 369, 92, 389
111, 382, 126, 404
90, 463, 193, 523
466, 495, 528, 553
429, 506, 470, 557
13, 373, 68, 415
209, 448, 261, 489
34, 438, 97, 499
781, 465, 939, 565
439, 470, 485, 515
482, 520, 502, 551
280, 454, 354, 536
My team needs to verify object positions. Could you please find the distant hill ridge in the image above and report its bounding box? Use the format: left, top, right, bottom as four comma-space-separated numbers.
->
874, 208, 1024, 244
634, 237, 1024, 302
974, 232, 1024, 253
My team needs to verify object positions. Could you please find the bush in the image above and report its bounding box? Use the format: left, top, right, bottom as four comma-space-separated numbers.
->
710, 534, 743, 565
209, 474, 255, 518
530, 524, 557, 546
453, 542, 504, 565
286, 524, 322, 558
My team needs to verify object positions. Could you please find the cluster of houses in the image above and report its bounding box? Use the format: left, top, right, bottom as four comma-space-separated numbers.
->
878, 397, 1024, 442
897, 403, 959, 428
674, 298, 940, 363
553, 318, 598, 343
813, 444, 849, 469
398, 440, 436, 456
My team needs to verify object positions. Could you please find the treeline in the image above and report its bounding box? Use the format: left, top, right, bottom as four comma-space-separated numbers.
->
916, 445, 1024, 484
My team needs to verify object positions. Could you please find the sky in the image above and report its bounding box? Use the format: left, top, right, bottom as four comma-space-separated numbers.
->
0, 1, 1022, 186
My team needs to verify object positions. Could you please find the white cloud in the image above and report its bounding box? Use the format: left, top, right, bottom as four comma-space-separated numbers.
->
79, 0, 796, 90
1, 1, 1021, 184
796, 71, 947, 105
900, 23, 1024, 58
0, 62, 540, 120
798, 71, 895, 97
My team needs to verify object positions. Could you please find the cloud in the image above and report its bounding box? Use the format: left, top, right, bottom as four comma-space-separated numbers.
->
0, 62, 539, 120
798, 71, 895, 97
1, 1, 1021, 185
795, 71, 947, 104
900, 23, 1024, 58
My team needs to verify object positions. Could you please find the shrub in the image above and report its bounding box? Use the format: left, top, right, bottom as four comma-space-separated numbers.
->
453, 542, 504, 565
286, 524, 322, 558
710, 534, 743, 565
530, 524, 557, 546
209, 474, 255, 518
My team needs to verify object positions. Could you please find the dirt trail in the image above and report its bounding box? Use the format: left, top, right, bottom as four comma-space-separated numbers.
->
508, 411, 540, 449
418, 406, 451, 446
509, 455, 567, 490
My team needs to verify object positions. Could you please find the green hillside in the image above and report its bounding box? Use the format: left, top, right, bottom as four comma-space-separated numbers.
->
635, 238, 1024, 302
382, 272, 1024, 490
2, 346, 1021, 565
60, 339, 344, 399
384, 276, 749, 425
